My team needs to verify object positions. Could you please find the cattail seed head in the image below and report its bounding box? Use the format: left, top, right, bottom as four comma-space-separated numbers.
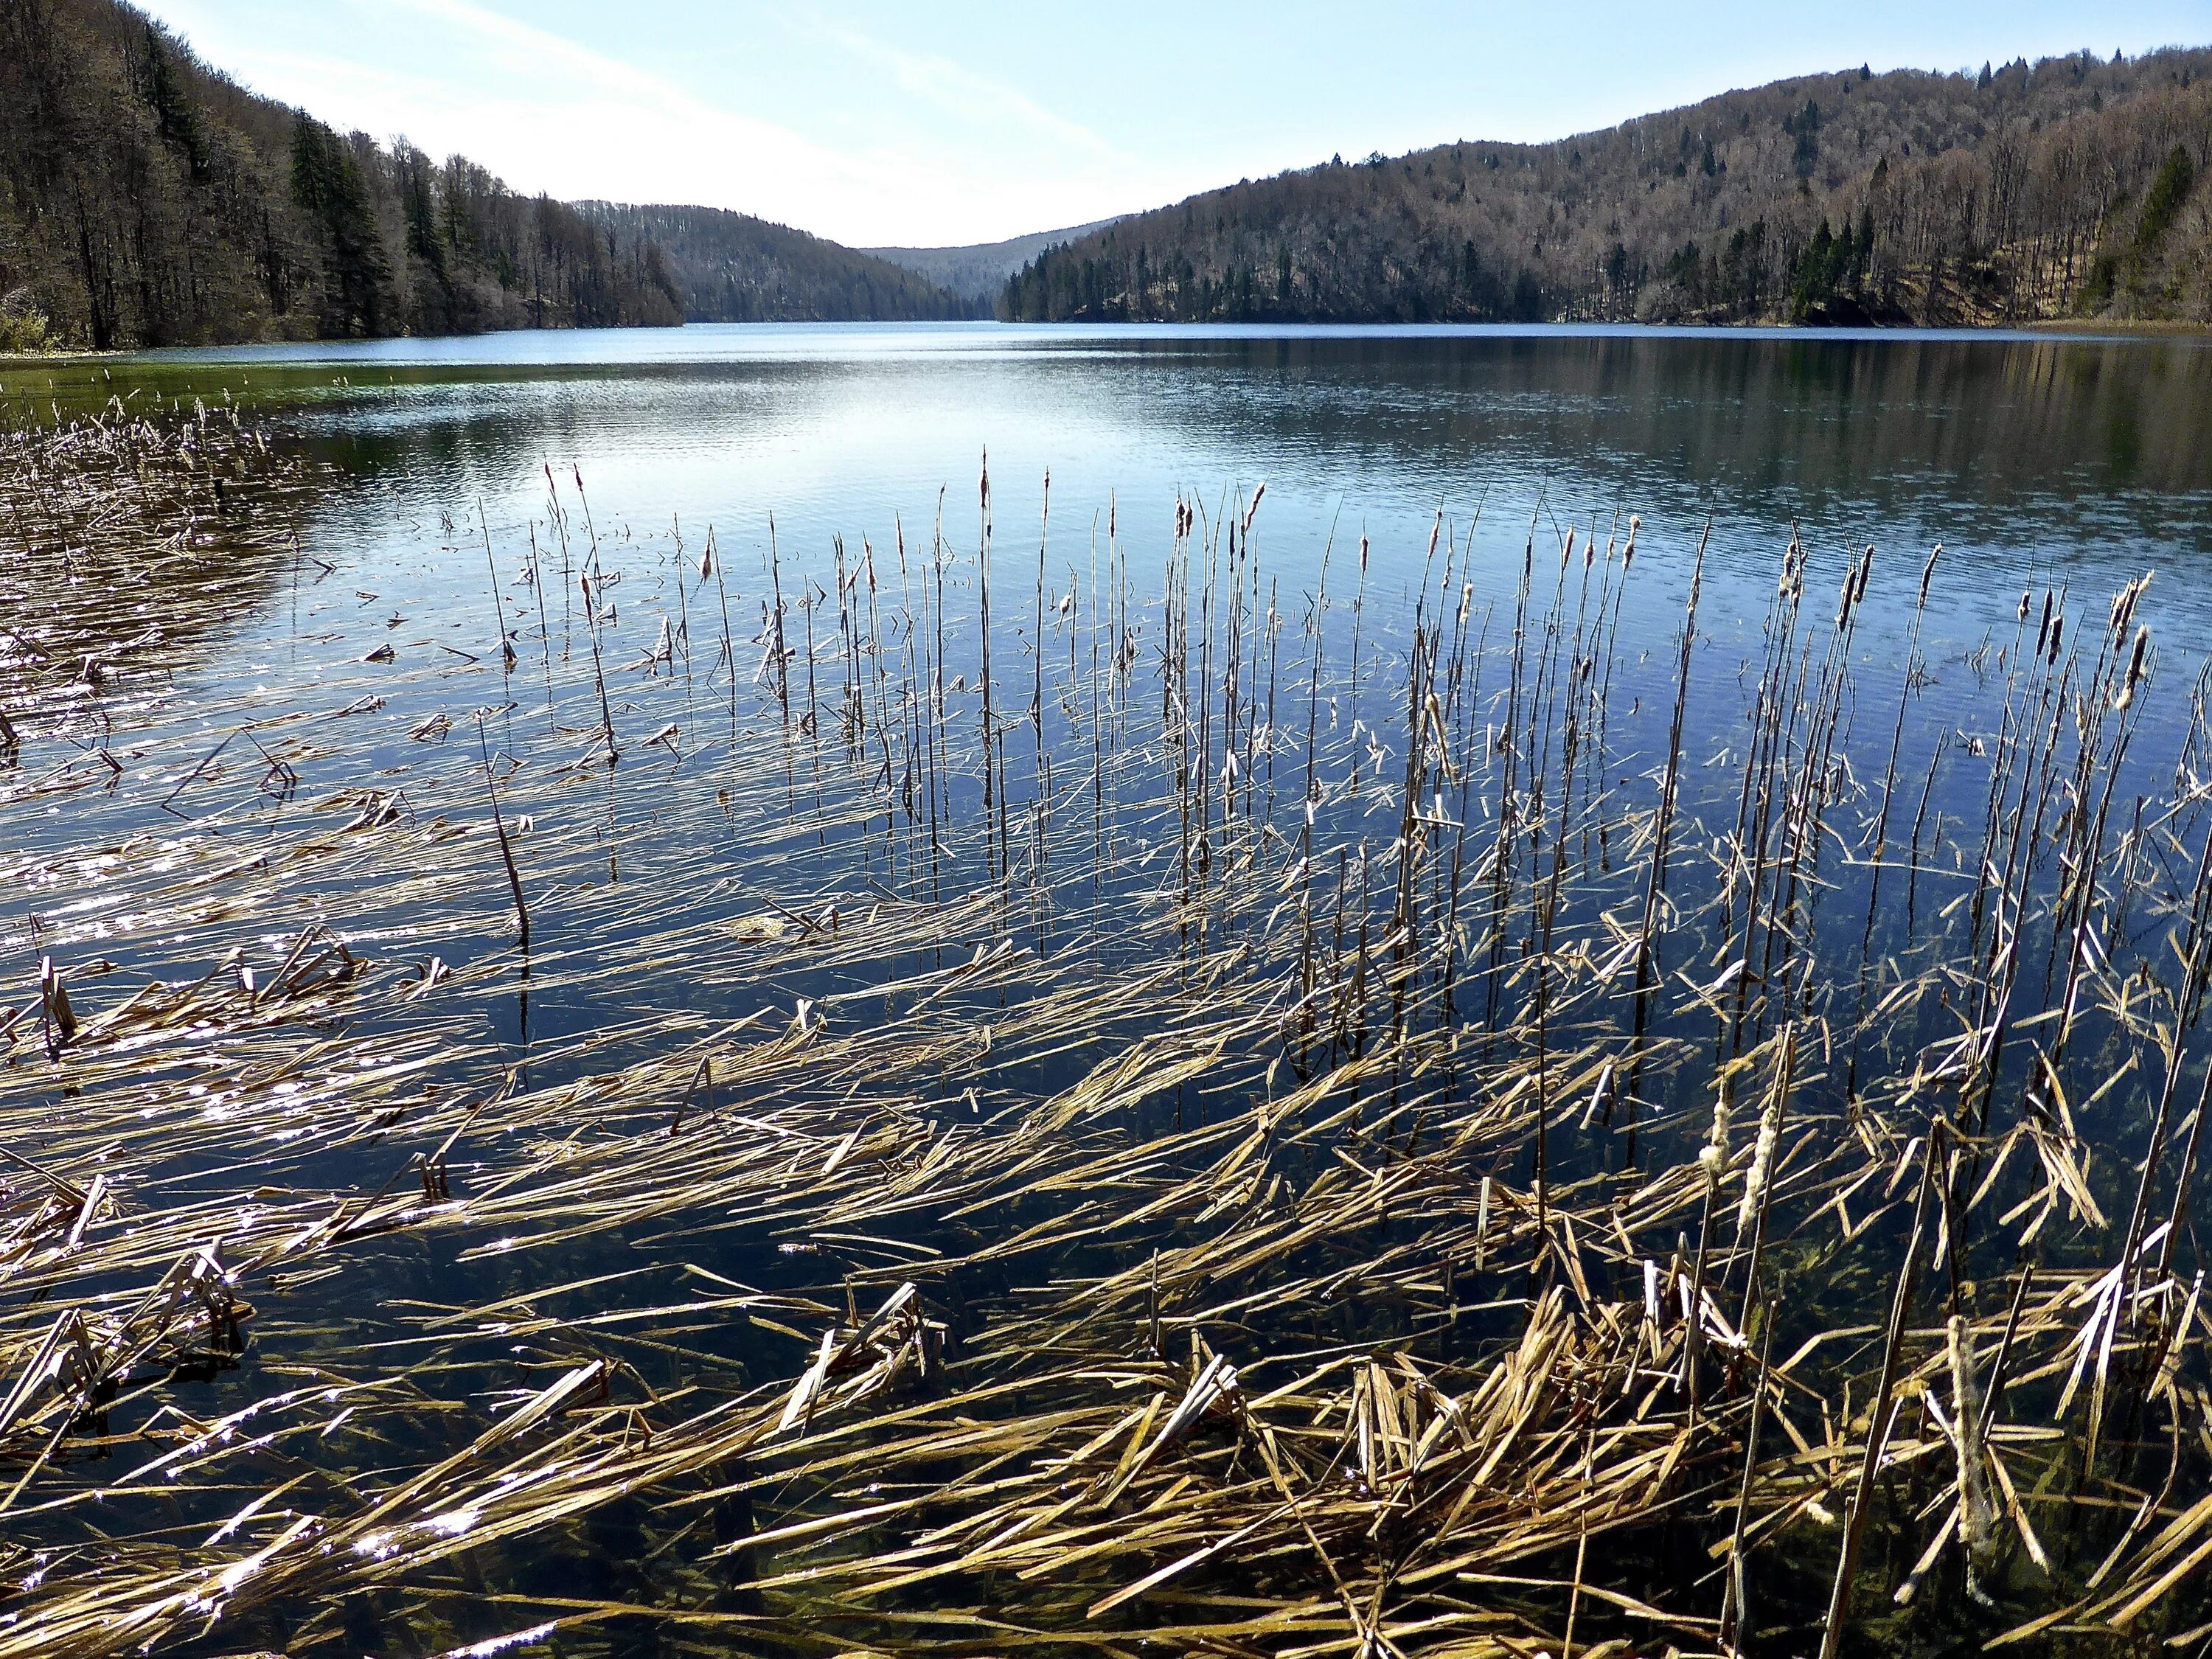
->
2115, 623, 2150, 710
1703, 1086, 1732, 1183
1736, 1088, 1783, 1236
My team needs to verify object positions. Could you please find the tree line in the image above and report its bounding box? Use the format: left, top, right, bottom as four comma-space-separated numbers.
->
582, 204, 971, 324
1002, 47, 2212, 327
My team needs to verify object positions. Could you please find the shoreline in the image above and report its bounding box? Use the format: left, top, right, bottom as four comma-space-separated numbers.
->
5, 314, 2209, 366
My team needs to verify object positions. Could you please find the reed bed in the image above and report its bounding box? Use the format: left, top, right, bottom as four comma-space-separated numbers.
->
3, 416, 2212, 1659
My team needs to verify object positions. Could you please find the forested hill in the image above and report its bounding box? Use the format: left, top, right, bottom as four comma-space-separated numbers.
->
0, 0, 966, 349
582, 204, 973, 323
1002, 48, 2212, 327
862, 218, 1124, 305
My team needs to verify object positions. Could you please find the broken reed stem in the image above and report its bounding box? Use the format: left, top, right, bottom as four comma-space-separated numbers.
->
476, 716, 529, 951
1820, 1141, 1934, 1659
478, 501, 515, 674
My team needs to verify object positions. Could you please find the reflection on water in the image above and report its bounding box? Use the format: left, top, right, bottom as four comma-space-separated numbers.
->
11, 321, 2212, 1220
13, 322, 2210, 960
13, 323, 2212, 552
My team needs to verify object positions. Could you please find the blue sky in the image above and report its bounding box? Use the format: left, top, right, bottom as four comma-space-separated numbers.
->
139, 0, 2212, 248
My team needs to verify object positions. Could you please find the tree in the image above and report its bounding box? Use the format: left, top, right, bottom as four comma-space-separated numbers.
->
131, 23, 206, 181
2135, 145, 2197, 254
290, 114, 389, 335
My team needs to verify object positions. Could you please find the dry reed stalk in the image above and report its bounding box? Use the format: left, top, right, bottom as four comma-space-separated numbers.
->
4, 416, 2212, 1659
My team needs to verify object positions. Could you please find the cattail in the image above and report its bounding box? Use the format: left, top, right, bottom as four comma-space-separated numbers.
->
1736, 1084, 1783, 1236
2115, 623, 2151, 711
2047, 610, 2064, 665
1698, 1084, 1732, 1182
1623, 514, 1639, 568
1918, 543, 1941, 607
2111, 571, 2150, 637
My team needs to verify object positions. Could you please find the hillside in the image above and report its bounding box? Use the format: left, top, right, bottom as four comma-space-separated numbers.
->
0, 0, 965, 349
0, 0, 679, 349
1001, 49, 2212, 327
585, 204, 970, 323
863, 218, 1122, 306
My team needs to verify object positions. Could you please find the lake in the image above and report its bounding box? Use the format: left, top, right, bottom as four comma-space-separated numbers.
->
5, 322, 2212, 1658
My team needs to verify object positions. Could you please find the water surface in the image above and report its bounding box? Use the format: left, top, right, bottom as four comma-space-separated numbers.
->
7, 322, 2212, 1657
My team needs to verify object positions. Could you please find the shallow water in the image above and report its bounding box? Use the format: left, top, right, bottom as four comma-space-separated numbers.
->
13, 322, 2212, 1036
7, 323, 2212, 1657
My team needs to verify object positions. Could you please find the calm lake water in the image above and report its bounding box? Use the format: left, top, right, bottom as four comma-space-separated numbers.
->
13, 321, 2212, 619
15, 318, 2212, 918
10, 322, 2212, 1656
11, 318, 2212, 1085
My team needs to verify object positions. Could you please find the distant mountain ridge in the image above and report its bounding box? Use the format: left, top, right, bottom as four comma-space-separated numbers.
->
1002, 48, 2212, 327
863, 219, 1123, 306
0, 0, 967, 349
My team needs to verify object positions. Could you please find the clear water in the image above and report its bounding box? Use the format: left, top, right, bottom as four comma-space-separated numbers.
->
13, 322, 2211, 611
11, 317, 2212, 1192
7, 322, 2212, 1656
14, 321, 2212, 992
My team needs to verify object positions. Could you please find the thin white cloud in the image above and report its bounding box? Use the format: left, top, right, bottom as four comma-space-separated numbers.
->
380, 0, 893, 201
815, 24, 1127, 163
141, 0, 1192, 244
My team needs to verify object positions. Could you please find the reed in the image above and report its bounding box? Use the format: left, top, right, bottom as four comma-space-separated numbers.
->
4, 410, 2212, 1659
